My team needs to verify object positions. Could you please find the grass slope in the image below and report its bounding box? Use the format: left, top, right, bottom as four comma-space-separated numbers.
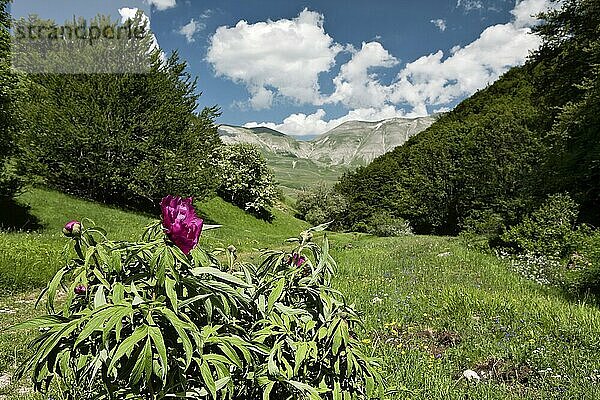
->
262, 152, 349, 195
0, 189, 153, 292
0, 188, 308, 292
1, 189, 600, 399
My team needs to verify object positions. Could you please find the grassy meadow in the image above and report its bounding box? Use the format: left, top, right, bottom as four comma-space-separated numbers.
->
1, 188, 600, 399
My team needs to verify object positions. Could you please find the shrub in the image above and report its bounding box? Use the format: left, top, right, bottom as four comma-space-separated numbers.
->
212, 144, 277, 217
296, 182, 348, 230
502, 194, 579, 258
11, 197, 384, 399
360, 211, 412, 237
501, 194, 600, 293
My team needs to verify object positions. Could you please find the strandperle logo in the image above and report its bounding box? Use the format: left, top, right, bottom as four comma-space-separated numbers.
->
14, 21, 147, 44
9, 2, 155, 74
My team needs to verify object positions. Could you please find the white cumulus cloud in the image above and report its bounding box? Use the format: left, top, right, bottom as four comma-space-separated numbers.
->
206, 9, 343, 109
118, 7, 144, 24
227, 0, 559, 135
387, 0, 555, 111
324, 0, 556, 115
430, 18, 447, 31
327, 41, 399, 109
178, 18, 205, 42
145, 0, 176, 11
389, 22, 540, 111
511, 0, 553, 28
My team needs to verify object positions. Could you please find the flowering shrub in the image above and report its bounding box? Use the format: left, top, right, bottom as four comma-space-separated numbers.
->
11, 197, 385, 399
212, 144, 278, 216
500, 194, 600, 293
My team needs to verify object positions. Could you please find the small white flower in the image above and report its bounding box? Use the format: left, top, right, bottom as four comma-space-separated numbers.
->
371, 296, 383, 304
463, 369, 480, 382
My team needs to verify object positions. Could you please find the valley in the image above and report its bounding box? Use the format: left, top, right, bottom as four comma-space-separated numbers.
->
218, 116, 436, 191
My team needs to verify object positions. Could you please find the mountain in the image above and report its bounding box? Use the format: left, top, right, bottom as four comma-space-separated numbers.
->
219, 116, 436, 166
217, 116, 436, 192
218, 125, 313, 158
308, 117, 436, 166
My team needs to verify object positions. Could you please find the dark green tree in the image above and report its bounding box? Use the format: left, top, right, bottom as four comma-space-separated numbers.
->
18, 12, 221, 211
0, 0, 23, 200
532, 0, 600, 225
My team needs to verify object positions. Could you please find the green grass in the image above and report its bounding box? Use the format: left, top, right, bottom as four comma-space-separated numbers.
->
0, 189, 154, 292
1, 189, 600, 399
196, 195, 309, 252
332, 236, 600, 399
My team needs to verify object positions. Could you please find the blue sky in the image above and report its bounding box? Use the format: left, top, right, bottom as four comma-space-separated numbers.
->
11, 0, 556, 135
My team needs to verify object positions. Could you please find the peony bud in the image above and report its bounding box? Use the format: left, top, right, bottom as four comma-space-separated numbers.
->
63, 220, 81, 237
74, 284, 87, 295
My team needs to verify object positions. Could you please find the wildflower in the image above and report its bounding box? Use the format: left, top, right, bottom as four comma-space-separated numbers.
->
463, 369, 480, 382
62, 220, 81, 237
160, 196, 204, 255
74, 284, 87, 295
291, 254, 306, 267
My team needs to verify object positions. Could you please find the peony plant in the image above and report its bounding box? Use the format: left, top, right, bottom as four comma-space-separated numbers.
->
11, 196, 385, 399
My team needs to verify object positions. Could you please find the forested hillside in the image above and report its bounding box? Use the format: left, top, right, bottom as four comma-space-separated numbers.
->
336, 0, 599, 236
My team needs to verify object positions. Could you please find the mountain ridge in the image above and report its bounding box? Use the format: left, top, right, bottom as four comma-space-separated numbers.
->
218, 115, 436, 167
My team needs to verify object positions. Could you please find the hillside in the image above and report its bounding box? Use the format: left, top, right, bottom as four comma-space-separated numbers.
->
218, 116, 435, 190
0, 188, 309, 291
337, 64, 552, 234
335, 1, 600, 235
309, 117, 436, 166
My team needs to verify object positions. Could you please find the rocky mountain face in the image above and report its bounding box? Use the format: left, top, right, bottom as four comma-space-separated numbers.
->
218, 116, 436, 167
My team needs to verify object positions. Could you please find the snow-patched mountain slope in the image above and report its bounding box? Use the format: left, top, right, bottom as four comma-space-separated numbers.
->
218, 116, 436, 166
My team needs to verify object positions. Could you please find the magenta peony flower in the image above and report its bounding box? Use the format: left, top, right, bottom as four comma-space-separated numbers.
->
290, 254, 306, 267
160, 195, 203, 255
74, 284, 87, 295
63, 220, 81, 236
